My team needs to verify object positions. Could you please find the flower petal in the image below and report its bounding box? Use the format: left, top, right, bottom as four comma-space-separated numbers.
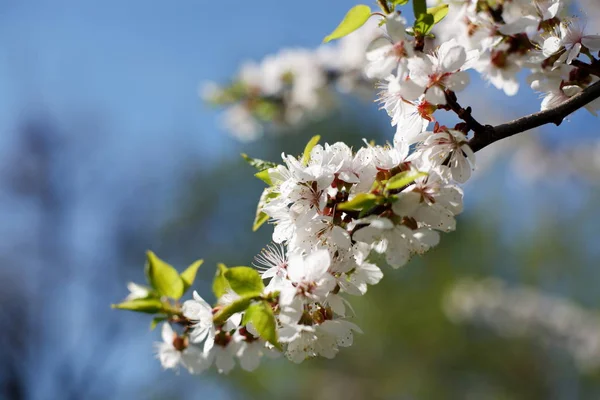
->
441, 45, 466, 72
543, 37, 563, 57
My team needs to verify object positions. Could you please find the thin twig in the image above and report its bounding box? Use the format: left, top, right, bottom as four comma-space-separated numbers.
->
443, 90, 486, 134
467, 79, 600, 152
377, 0, 392, 14
571, 59, 600, 77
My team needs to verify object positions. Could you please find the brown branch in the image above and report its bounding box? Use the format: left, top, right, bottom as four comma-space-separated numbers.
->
443, 90, 486, 134
467, 79, 600, 153
570, 59, 600, 78
377, 0, 391, 14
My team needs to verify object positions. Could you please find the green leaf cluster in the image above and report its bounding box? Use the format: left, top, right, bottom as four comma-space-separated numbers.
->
112, 251, 203, 314
413, 1, 449, 35
241, 154, 277, 171
211, 264, 281, 349
336, 169, 427, 217
205, 81, 248, 105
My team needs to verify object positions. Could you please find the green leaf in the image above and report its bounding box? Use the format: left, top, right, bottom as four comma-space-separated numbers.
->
323, 5, 371, 43
253, 212, 269, 232
338, 193, 379, 211
392, 0, 409, 5
243, 301, 281, 350
359, 204, 378, 219
213, 263, 230, 299
241, 154, 278, 171
386, 170, 428, 190
414, 13, 434, 35
302, 135, 321, 165
180, 259, 204, 293
255, 169, 272, 185
253, 188, 278, 232
428, 3, 449, 25
145, 251, 185, 300
111, 298, 164, 314
150, 316, 168, 330
213, 295, 257, 325
413, 1, 448, 35
225, 266, 265, 296
254, 100, 278, 121
412, 0, 427, 17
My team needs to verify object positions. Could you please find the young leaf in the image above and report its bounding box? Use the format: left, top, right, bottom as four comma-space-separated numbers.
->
225, 266, 265, 296
323, 5, 371, 43
428, 3, 449, 25
213, 263, 230, 299
241, 153, 277, 171
111, 298, 164, 314
386, 170, 428, 190
181, 259, 204, 293
243, 301, 281, 350
412, 0, 427, 18
213, 295, 257, 325
337, 193, 379, 211
414, 13, 434, 35
253, 188, 278, 232
255, 169, 272, 185
253, 212, 269, 232
302, 135, 321, 165
145, 251, 185, 300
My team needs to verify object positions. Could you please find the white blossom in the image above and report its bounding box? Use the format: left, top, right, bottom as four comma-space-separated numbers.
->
154, 324, 209, 374
183, 291, 215, 344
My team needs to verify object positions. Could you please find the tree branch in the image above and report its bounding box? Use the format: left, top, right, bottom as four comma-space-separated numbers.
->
443, 90, 486, 134
377, 0, 391, 14
467, 79, 600, 152
571, 59, 600, 78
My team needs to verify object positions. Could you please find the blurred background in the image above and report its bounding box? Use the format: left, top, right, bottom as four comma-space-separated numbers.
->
1, 1, 600, 399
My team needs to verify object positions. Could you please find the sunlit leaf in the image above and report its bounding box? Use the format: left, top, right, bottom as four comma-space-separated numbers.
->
111, 298, 164, 314
213, 295, 257, 325
145, 251, 185, 300
414, 13, 434, 35
253, 188, 278, 232
386, 170, 428, 190
225, 266, 265, 296
255, 169, 272, 185
243, 301, 281, 350
428, 3, 449, 25
323, 5, 371, 43
241, 153, 278, 171
338, 193, 379, 211
213, 263, 230, 299
414, 1, 448, 35
302, 135, 321, 165
180, 259, 204, 293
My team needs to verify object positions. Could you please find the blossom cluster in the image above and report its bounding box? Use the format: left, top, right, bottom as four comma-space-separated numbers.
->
202, 19, 380, 141
114, 0, 600, 377
433, 0, 600, 113
142, 126, 470, 374
208, 0, 600, 140
444, 278, 600, 372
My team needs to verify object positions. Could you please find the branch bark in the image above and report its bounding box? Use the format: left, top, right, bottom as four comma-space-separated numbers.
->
467, 79, 600, 153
